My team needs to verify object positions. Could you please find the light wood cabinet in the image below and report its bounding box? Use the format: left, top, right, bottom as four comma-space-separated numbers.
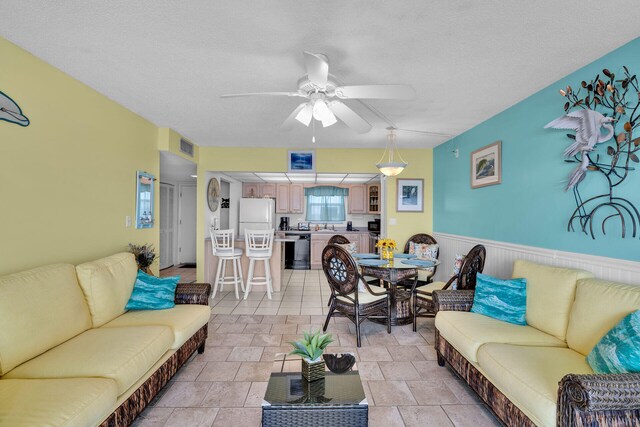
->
367, 184, 380, 214
276, 184, 290, 213
289, 184, 304, 214
348, 184, 367, 214
310, 234, 331, 269
242, 183, 260, 198
260, 183, 276, 198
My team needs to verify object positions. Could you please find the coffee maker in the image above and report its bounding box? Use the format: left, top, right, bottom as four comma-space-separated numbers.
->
279, 217, 290, 231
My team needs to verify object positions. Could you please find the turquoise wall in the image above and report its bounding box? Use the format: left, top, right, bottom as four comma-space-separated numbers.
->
434, 37, 640, 262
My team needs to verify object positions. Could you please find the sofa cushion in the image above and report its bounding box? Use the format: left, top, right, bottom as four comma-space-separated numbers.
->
435, 311, 566, 363
125, 270, 180, 311
470, 274, 527, 325
587, 310, 640, 374
102, 304, 211, 349
0, 378, 117, 427
512, 260, 593, 341
477, 344, 593, 427
567, 278, 640, 356
0, 264, 92, 375
75, 252, 138, 327
3, 326, 172, 395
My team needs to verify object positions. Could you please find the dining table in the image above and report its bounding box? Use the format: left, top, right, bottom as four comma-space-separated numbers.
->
353, 254, 439, 326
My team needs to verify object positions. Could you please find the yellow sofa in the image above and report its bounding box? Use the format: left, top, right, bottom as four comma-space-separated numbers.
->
433, 260, 640, 427
0, 253, 212, 427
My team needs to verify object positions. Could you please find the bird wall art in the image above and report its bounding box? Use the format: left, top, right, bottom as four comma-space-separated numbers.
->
545, 109, 615, 190
0, 90, 29, 127
545, 66, 640, 239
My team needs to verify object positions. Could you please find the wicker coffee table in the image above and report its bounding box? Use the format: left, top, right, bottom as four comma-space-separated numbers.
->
262, 353, 368, 427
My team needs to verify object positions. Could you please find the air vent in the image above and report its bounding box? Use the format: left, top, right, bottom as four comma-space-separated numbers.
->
180, 138, 194, 157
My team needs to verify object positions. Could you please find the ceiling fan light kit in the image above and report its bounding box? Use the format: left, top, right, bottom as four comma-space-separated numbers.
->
377, 128, 408, 177
222, 51, 415, 135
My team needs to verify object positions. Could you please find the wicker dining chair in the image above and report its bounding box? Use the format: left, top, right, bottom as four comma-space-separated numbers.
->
328, 234, 350, 245
399, 233, 439, 287
412, 244, 486, 331
322, 244, 391, 347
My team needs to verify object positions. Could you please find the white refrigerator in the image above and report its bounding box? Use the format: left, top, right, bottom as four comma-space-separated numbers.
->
239, 198, 276, 236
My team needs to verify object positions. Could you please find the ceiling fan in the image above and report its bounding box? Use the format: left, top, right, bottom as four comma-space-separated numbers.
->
221, 51, 415, 134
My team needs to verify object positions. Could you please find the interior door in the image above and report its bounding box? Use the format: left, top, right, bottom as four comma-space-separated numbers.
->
159, 183, 175, 269
178, 184, 197, 265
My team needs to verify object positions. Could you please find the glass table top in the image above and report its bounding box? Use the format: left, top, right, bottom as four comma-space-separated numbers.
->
263, 353, 366, 407
357, 258, 439, 269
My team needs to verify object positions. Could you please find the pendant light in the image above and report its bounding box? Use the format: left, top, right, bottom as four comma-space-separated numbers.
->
376, 127, 407, 176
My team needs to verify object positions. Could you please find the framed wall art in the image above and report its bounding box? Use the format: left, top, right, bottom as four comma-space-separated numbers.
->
288, 150, 315, 173
471, 141, 501, 188
397, 179, 424, 212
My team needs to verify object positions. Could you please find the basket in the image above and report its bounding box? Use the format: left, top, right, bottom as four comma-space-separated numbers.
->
301, 357, 325, 382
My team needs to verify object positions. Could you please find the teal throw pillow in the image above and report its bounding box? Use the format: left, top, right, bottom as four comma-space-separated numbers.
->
125, 270, 180, 310
470, 273, 527, 325
586, 310, 640, 374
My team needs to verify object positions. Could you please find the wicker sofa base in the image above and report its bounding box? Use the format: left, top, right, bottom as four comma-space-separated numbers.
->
434, 329, 535, 427
99, 324, 208, 427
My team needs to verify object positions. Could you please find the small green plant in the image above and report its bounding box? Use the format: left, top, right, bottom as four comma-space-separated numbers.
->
289, 330, 334, 362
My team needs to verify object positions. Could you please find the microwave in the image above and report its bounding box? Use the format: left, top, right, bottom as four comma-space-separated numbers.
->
367, 220, 380, 232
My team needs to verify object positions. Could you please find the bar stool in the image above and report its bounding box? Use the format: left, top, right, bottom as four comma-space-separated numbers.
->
243, 229, 275, 300
210, 228, 245, 299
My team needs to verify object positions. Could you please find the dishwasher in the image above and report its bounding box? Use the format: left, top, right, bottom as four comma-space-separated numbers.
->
285, 233, 310, 269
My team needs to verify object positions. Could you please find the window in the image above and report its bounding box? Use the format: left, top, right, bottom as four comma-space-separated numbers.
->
305, 186, 349, 222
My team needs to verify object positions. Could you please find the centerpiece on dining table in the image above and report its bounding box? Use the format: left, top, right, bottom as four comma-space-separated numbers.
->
376, 238, 397, 261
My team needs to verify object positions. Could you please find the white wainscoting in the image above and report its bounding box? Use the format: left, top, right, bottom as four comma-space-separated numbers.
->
432, 232, 640, 286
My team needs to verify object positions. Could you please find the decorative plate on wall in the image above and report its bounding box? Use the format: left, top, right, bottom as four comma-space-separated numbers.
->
0, 91, 30, 127
207, 178, 220, 212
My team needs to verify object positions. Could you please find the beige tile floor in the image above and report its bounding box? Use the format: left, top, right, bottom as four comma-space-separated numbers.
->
133, 270, 500, 427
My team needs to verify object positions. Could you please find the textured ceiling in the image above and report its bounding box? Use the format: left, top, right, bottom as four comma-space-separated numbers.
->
1, 1, 638, 149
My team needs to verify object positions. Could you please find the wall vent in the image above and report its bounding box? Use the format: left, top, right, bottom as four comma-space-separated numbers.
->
180, 138, 194, 157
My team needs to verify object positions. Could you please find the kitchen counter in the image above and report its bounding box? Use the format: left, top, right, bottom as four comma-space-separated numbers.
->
280, 229, 366, 235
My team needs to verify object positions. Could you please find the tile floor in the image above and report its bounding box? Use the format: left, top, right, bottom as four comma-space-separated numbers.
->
133, 270, 500, 427
160, 265, 197, 283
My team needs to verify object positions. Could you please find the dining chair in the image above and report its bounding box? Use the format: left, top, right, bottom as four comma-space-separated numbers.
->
412, 244, 486, 331
243, 228, 275, 300
403, 233, 439, 285
322, 244, 391, 347
210, 228, 244, 299
327, 234, 350, 245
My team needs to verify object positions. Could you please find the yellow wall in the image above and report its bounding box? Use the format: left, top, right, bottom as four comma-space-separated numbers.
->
195, 147, 433, 281
0, 38, 159, 275
158, 127, 199, 163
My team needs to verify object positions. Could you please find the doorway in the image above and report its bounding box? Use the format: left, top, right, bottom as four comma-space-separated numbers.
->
178, 184, 197, 265
159, 183, 175, 269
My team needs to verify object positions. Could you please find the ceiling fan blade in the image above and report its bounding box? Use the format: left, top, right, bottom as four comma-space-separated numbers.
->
334, 85, 415, 100
220, 92, 304, 98
303, 51, 329, 88
295, 103, 313, 127
327, 101, 372, 134
281, 103, 309, 130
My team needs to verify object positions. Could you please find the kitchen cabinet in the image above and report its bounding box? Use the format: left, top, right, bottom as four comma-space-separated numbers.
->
367, 184, 380, 214
289, 184, 304, 214
310, 234, 331, 269
348, 184, 367, 214
275, 183, 305, 214
276, 184, 290, 213
242, 183, 277, 198
243, 183, 260, 198
260, 183, 276, 198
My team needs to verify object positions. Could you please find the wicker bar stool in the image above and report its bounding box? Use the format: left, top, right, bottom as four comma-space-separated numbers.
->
243, 229, 275, 300
210, 228, 245, 299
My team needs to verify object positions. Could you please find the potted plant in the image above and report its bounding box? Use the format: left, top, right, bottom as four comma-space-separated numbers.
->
289, 330, 334, 381
128, 243, 157, 275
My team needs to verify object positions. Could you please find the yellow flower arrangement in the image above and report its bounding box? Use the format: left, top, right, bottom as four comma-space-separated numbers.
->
375, 238, 397, 250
